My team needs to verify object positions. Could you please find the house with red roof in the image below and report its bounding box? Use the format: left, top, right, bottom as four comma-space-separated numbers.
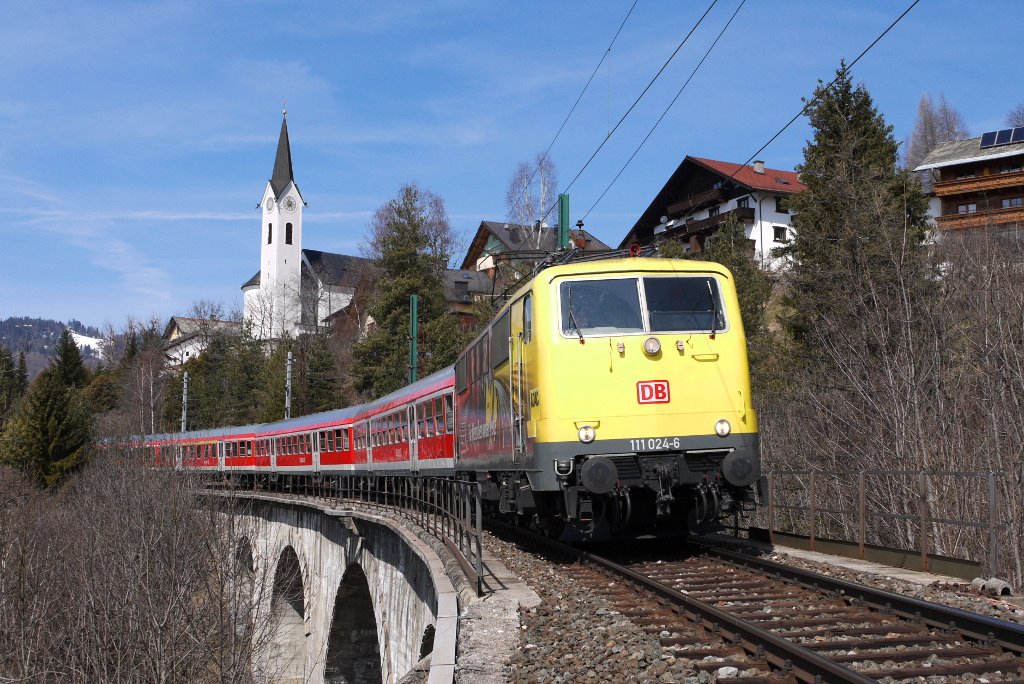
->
618, 156, 805, 268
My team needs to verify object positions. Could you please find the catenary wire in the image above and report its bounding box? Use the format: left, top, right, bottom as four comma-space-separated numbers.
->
582, 0, 747, 221
713, 0, 923, 189
544, 0, 721, 221
502, 1, 639, 227
581, 0, 922, 225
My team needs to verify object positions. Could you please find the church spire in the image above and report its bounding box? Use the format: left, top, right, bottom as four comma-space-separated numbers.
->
270, 113, 294, 198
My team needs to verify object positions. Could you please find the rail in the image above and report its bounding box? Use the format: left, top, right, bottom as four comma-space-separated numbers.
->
324, 475, 485, 597
762, 470, 1006, 579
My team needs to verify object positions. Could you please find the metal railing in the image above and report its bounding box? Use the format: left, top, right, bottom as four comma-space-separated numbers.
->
763, 470, 1006, 579
319, 475, 485, 596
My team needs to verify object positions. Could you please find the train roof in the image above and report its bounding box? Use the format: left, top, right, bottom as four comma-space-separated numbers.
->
148, 422, 263, 444
535, 256, 733, 281
355, 366, 455, 419
256, 405, 359, 436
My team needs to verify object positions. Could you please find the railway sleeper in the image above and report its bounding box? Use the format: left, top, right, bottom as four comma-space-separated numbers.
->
692, 659, 763, 673
700, 591, 809, 603
733, 606, 862, 620
798, 634, 962, 650
775, 623, 929, 639
829, 645, 1000, 663
672, 646, 747, 659
754, 615, 896, 630
855, 657, 1024, 680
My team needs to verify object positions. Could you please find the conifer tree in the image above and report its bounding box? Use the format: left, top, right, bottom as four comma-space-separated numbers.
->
15, 352, 28, 395
780, 62, 930, 344
52, 329, 89, 389
353, 183, 468, 399
255, 337, 294, 422
303, 333, 345, 415
0, 344, 18, 426
0, 370, 91, 486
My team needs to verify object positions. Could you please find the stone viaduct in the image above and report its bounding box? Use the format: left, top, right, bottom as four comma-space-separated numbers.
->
222, 493, 535, 684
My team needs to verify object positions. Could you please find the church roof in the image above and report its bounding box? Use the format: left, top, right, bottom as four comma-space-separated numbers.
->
269, 116, 297, 199
303, 250, 378, 288
241, 251, 378, 290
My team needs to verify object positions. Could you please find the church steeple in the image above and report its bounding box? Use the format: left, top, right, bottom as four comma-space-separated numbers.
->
270, 114, 295, 199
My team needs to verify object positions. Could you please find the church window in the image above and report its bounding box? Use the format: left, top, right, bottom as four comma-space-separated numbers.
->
286, 223, 293, 245
267, 223, 272, 244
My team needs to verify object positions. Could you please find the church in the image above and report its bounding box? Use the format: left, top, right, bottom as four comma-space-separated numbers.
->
241, 115, 376, 341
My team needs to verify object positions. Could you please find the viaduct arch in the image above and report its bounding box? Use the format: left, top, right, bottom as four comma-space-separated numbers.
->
226, 495, 457, 683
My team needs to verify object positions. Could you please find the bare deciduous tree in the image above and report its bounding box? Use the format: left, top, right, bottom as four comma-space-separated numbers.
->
1006, 101, 1024, 128
904, 92, 969, 175
0, 453, 282, 683
505, 151, 559, 244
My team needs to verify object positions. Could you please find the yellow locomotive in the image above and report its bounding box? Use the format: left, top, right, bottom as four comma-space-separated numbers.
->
456, 256, 761, 540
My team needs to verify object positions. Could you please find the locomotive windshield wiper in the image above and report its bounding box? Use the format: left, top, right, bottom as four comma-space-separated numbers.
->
706, 279, 717, 339
567, 286, 585, 344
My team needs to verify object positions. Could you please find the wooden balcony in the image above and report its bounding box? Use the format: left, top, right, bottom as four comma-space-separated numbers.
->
933, 170, 1024, 196
681, 206, 756, 236
935, 206, 1024, 230
667, 188, 724, 216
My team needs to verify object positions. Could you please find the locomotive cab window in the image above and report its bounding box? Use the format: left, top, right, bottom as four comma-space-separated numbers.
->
523, 293, 532, 343
644, 276, 727, 333
559, 278, 643, 336
559, 275, 728, 338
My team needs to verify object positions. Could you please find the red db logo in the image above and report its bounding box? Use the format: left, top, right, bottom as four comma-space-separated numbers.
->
637, 380, 670, 404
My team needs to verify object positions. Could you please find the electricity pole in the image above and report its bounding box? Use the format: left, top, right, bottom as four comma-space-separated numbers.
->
409, 294, 418, 384
180, 371, 189, 432
285, 351, 293, 419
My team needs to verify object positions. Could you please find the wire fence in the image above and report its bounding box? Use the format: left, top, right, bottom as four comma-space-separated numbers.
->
750, 470, 1007, 581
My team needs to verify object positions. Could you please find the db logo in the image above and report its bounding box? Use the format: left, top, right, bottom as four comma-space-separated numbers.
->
637, 380, 670, 404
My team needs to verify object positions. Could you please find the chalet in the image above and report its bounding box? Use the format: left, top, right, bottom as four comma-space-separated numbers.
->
915, 127, 1024, 233
619, 156, 805, 267
460, 220, 611, 300
164, 316, 242, 367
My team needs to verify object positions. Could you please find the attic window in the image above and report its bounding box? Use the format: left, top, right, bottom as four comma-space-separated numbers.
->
775, 177, 790, 185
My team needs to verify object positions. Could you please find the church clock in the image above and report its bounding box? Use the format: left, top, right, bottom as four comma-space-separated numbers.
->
282, 196, 297, 212
265, 197, 275, 211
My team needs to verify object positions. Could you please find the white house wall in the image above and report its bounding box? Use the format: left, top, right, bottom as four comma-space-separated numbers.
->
672, 191, 796, 269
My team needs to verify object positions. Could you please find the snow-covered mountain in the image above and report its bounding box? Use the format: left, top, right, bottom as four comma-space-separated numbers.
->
0, 316, 104, 379
69, 330, 105, 356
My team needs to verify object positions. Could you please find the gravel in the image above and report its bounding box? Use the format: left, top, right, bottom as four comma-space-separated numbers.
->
480, 532, 1024, 683
485, 532, 708, 683
750, 546, 1024, 628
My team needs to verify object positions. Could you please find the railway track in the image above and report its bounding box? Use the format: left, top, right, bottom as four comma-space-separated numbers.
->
492, 524, 1024, 682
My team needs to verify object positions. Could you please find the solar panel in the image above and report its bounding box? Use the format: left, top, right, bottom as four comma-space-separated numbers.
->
997, 129, 1013, 145
1013, 127, 1024, 143
981, 131, 998, 148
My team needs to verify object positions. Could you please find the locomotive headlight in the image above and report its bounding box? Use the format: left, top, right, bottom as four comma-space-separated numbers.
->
578, 425, 596, 444
715, 419, 731, 437
643, 337, 661, 355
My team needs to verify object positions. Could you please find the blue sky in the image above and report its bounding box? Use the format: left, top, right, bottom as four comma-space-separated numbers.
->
1, 0, 1021, 329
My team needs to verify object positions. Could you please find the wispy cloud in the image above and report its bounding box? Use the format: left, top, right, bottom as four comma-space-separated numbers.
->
1, 172, 174, 303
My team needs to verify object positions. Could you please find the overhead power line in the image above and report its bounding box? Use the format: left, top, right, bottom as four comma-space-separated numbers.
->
548, 0, 724, 216
583, 0, 747, 220
503, 0, 639, 227
717, 0, 923, 187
